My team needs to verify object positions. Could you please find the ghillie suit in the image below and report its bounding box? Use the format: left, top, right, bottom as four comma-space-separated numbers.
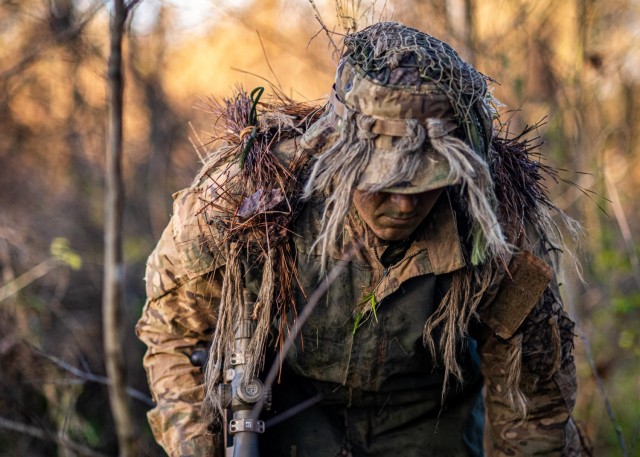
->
138, 21, 587, 457
200, 22, 576, 416
194, 88, 324, 410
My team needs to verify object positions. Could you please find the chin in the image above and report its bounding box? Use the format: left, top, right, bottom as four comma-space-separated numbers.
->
374, 227, 415, 241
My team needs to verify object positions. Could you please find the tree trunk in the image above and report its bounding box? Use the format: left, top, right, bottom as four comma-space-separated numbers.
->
103, 1, 135, 455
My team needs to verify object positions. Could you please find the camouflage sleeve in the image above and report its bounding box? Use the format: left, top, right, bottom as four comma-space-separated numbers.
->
479, 242, 584, 455
136, 189, 224, 457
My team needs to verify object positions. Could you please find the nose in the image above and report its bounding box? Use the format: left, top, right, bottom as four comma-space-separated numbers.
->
390, 193, 418, 213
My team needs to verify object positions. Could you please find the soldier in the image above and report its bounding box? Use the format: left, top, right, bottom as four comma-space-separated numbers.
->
137, 22, 586, 456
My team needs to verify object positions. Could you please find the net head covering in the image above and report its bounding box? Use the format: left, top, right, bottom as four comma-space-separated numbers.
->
302, 21, 505, 270
304, 21, 495, 194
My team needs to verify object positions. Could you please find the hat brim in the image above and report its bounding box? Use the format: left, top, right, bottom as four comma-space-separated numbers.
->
356, 145, 459, 194
299, 107, 459, 195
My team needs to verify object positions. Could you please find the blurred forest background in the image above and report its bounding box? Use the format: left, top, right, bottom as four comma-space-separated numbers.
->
0, 0, 639, 455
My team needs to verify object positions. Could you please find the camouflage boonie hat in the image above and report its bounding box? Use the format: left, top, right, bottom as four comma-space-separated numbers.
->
305, 22, 493, 194
331, 58, 458, 193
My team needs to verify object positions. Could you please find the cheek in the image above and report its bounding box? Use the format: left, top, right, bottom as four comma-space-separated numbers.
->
359, 206, 382, 229
353, 192, 386, 219
416, 191, 443, 217
417, 199, 436, 216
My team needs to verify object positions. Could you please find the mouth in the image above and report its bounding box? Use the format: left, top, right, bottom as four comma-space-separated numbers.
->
383, 214, 418, 224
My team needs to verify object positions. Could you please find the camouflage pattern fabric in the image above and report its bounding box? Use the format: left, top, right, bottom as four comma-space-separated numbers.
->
137, 141, 584, 456
478, 225, 582, 456
136, 195, 223, 457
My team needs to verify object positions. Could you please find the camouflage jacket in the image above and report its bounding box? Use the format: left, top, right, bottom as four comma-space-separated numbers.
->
137, 139, 583, 456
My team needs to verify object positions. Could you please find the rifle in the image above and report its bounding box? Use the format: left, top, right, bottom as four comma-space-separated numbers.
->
218, 289, 269, 457
189, 251, 354, 455
190, 291, 270, 456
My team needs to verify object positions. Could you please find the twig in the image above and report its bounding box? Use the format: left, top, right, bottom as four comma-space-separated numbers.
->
0, 258, 60, 304
604, 169, 640, 290
264, 393, 323, 428
256, 31, 283, 91
0, 1, 103, 82
188, 121, 207, 162
307, 0, 341, 58
631, 414, 639, 457
29, 345, 154, 407
577, 326, 628, 457
0, 416, 109, 457
251, 245, 359, 419
125, 0, 144, 9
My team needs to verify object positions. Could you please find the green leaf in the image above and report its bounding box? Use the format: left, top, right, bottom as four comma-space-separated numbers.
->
352, 312, 363, 336
618, 330, 635, 350
50, 237, 82, 271
370, 293, 378, 323
353, 292, 378, 335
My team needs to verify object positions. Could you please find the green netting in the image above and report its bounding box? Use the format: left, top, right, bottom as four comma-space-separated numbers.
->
344, 22, 488, 125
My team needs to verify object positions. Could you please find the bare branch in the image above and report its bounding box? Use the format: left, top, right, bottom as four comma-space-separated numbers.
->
256, 30, 283, 91
0, 258, 60, 304
29, 345, 154, 407
604, 170, 640, 290
308, 0, 341, 58
0, 416, 109, 457
0, 1, 104, 82
125, 0, 144, 11
576, 327, 628, 456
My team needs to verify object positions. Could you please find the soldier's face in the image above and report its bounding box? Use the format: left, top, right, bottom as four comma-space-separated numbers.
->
352, 188, 443, 241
